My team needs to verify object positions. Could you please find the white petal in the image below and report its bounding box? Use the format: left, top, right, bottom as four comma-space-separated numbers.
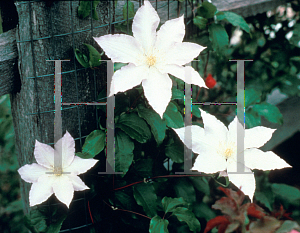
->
34, 140, 54, 168
155, 16, 185, 53
245, 126, 276, 149
164, 42, 206, 66
172, 125, 212, 154
192, 146, 227, 173
93, 34, 143, 65
18, 163, 49, 183
157, 64, 207, 88
64, 156, 98, 175
109, 64, 148, 96
199, 108, 228, 143
52, 175, 74, 208
55, 131, 75, 168
29, 175, 54, 207
132, 0, 159, 53
244, 148, 292, 170
68, 174, 89, 191
142, 68, 172, 118
227, 162, 256, 201
227, 116, 238, 143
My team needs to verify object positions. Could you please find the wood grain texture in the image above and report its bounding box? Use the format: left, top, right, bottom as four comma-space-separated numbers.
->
0, 28, 20, 96
11, 1, 111, 217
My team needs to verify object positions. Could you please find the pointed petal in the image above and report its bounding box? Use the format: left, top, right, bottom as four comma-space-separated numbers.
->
192, 147, 227, 173
93, 34, 143, 65
142, 68, 172, 118
64, 156, 98, 175
227, 116, 238, 143
164, 42, 206, 66
34, 140, 54, 168
18, 163, 49, 183
199, 108, 228, 143
172, 125, 213, 154
157, 64, 207, 88
109, 64, 148, 96
244, 148, 292, 170
132, 0, 159, 53
155, 16, 185, 53
54, 131, 75, 168
29, 175, 54, 207
245, 126, 276, 149
227, 162, 256, 202
68, 174, 89, 191
53, 175, 74, 208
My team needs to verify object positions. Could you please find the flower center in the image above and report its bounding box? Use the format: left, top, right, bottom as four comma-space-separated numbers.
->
53, 167, 63, 176
217, 141, 236, 160
146, 55, 157, 67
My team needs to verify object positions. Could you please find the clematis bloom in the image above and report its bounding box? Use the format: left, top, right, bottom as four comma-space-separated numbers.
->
94, 0, 207, 118
18, 131, 98, 208
172, 108, 291, 201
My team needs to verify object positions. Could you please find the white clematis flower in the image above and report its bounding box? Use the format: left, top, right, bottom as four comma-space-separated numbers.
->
18, 131, 98, 208
172, 108, 291, 201
94, 0, 207, 118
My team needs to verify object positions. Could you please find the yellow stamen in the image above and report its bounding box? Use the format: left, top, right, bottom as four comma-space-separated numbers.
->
217, 141, 235, 160
146, 55, 156, 66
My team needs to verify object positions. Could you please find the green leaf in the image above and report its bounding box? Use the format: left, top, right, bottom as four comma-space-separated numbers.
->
193, 16, 208, 30
162, 197, 187, 214
115, 130, 134, 176
78, 1, 91, 19
192, 105, 201, 118
173, 207, 201, 232
24, 209, 47, 233
123, 1, 135, 21
116, 112, 152, 143
149, 216, 169, 233
275, 220, 300, 233
289, 23, 300, 48
245, 88, 261, 107
137, 104, 167, 145
133, 183, 158, 218
174, 178, 196, 204
252, 103, 283, 124
216, 11, 250, 33
84, 43, 102, 68
74, 48, 90, 68
163, 102, 184, 128
272, 183, 300, 206
45, 213, 67, 233
92, 1, 100, 20
254, 191, 273, 211
193, 202, 216, 221
197, 1, 217, 19
171, 87, 184, 100
82, 130, 106, 158
245, 108, 261, 128
189, 176, 210, 195
78, 1, 99, 20
165, 137, 184, 163
208, 23, 229, 55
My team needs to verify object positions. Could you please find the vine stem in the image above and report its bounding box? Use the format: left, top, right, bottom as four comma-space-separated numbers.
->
103, 200, 152, 220
113, 174, 208, 191
88, 201, 94, 224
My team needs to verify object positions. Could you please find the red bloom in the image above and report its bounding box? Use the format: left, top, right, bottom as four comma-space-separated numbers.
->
205, 73, 217, 88
204, 216, 230, 233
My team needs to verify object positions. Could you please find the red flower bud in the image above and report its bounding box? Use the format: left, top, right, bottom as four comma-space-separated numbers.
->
205, 73, 217, 88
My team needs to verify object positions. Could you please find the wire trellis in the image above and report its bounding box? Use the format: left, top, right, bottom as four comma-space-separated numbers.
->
16, 0, 200, 232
